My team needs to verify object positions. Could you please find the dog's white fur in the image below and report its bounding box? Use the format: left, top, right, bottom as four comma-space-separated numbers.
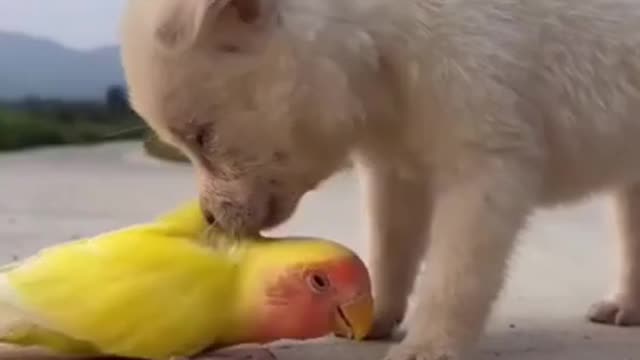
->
120, 0, 640, 359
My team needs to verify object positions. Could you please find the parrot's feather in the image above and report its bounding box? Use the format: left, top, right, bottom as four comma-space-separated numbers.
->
201, 227, 249, 253
0, 262, 19, 273
153, 200, 240, 250
0, 274, 98, 356
0, 278, 27, 338
155, 200, 208, 238
0, 322, 99, 356
0, 225, 241, 360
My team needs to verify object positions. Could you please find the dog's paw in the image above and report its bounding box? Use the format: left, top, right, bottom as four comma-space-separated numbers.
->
588, 298, 640, 326
367, 314, 403, 340
383, 342, 460, 360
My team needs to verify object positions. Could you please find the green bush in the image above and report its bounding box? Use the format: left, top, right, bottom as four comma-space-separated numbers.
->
0, 107, 144, 151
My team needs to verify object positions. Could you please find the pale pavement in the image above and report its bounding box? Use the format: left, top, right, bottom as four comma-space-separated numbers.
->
0, 142, 638, 360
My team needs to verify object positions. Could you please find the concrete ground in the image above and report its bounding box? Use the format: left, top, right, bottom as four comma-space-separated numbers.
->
0, 141, 638, 360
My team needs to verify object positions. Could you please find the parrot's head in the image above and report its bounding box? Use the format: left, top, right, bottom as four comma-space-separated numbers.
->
236, 238, 374, 344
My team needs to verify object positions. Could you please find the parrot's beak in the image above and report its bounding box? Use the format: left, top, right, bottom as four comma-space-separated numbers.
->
333, 293, 374, 340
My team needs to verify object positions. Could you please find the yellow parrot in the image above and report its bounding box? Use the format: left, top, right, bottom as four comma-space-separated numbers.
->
0, 201, 373, 360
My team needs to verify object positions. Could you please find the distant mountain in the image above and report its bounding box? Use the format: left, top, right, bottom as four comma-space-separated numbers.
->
0, 32, 125, 101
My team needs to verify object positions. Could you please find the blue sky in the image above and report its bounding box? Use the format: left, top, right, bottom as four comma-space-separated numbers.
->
0, 0, 127, 49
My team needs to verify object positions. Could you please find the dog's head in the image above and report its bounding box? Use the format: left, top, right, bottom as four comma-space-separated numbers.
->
121, 0, 359, 234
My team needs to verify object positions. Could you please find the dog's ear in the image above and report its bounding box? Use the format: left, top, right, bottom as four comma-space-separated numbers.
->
153, 0, 276, 51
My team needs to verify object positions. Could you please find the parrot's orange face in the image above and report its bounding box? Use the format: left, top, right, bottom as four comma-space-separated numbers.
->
250, 253, 373, 343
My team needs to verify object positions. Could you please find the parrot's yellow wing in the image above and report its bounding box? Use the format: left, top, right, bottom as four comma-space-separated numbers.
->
0, 318, 98, 356
0, 216, 240, 360
155, 200, 209, 238
155, 200, 244, 249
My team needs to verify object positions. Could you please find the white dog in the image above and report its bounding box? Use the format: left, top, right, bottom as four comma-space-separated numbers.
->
120, 0, 640, 359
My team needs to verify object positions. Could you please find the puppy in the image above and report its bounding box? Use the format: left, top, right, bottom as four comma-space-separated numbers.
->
120, 0, 640, 359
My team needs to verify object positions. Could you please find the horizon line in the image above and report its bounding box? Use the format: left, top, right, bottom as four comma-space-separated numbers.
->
0, 29, 120, 52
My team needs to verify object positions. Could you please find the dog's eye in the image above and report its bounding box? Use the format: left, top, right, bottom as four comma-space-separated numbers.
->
194, 129, 209, 149
218, 43, 242, 53
273, 151, 289, 163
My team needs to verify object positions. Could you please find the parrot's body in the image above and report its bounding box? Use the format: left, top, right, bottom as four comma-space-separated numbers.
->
0, 202, 373, 360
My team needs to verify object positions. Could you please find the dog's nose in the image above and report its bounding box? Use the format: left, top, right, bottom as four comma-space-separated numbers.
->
199, 196, 217, 225
204, 210, 216, 225
201, 206, 216, 225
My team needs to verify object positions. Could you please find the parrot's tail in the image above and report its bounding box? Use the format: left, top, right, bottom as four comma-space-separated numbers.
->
0, 274, 28, 340
0, 261, 19, 274
0, 275, 99, 356
0, 302, 22, 341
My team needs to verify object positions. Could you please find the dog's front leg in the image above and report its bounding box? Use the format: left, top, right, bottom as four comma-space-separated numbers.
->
589, 183, 640, 325
358, 162, 433, 339
385, 162, 536, 360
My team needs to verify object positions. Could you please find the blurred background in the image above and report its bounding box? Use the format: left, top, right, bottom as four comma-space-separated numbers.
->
0, 0, 185, 159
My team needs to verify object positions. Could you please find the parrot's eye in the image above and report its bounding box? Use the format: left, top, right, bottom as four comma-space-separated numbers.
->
307, 272, 331, 293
